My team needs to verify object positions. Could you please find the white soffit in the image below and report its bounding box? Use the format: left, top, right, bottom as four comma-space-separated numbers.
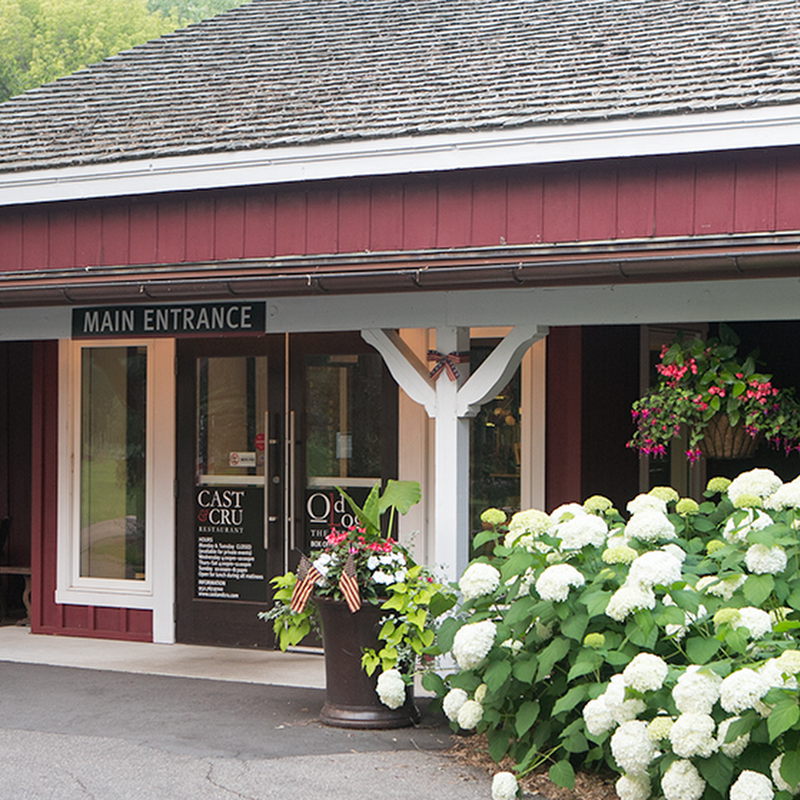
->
4, 103, 800, 206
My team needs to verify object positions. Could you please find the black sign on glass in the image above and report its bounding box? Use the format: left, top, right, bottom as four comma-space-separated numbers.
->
72, 302, 267, 339
195, 486, 266, 602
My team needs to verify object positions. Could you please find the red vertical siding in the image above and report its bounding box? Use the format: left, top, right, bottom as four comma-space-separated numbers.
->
437, 177, 473, 248
579, 166, 618, 241
542, 167, 579, 242
616, 164, 656, 238
338, 182, 370, 253
654, 159, 696, 236
6, 148, 800, 274
471, 174, 507, 246
735, 156, 777, 232
695, 160, 735, 235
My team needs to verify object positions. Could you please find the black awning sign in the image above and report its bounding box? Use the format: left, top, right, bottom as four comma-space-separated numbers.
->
72, 302, 267, 338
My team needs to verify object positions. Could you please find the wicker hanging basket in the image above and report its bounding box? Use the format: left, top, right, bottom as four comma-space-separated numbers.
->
697, 415, 762, 460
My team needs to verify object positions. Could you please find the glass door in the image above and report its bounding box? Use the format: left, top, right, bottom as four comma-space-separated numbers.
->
176, 337, 284, 647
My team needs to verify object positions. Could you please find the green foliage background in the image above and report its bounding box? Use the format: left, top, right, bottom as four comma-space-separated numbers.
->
0, 0, 242, 102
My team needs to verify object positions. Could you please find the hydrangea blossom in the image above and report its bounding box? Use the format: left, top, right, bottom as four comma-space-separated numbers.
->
535, 563, 585, 602
627, 550, 682, 589
661, 543, 687, 563
648, 486, 680, 504
584, 494, 613, 513
672, 666, 721, 715
723, 508, 774, 544
616, 773, 651, 800
583, 696, 615, 736
676, 497, 700, 516
491, 772, 519, 800
622, 653, 669, 693
605, 583, 656, 621
458, 562, 501, 600
717, 716, 750, 758
601, 674, 646, 725
668, 712, 718, 758
727, 468, 783, 507
720, 667, 770, 714
627, 493, 668, 515
442, 687, 468, 722
602, 544, 638, 565
456, 699, 483, 730
376, 668, 406, 709
765, 477, 800, 510
777, 649, 800, 676
480, 508, 507, 526
646, 716, 674, 742
550, 502, 587, 523
745, 543, 787, 575
696, 574, 746, 600
610, 720, 659, 774
706, 476, 731, 494
729, 769, 775, 800
507, 508, 550, 539
624, 510, 676, 543
451, 620, 496, 670
661, 759, 706, 800
554, 513, 608, 550
724, 606, 773, 639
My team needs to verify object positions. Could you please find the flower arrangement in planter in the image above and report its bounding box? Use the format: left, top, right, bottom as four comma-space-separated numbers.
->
260, 479, 455, 726
426, 468, 800, 800
627, 324, 800, 463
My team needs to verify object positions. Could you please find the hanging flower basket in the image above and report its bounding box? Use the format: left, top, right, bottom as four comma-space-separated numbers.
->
696, 415, 762, 460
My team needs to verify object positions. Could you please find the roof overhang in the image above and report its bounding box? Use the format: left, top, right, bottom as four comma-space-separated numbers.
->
2, 232, 800, 309
4, 103, 800, 207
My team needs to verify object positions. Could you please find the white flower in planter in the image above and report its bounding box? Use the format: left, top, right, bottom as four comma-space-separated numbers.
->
375, 669, 406, 709
459, 562, 501, 600
451, 620, 496, 670
456, 699, 483, 730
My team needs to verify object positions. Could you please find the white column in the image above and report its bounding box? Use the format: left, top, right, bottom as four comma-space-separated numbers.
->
432, 327, 471, 581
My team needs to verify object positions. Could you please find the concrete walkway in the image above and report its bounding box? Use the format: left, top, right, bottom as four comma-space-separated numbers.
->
0, 626, 514, 800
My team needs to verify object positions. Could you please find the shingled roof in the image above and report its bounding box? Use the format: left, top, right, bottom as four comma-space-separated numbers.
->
2, 0, 800, 174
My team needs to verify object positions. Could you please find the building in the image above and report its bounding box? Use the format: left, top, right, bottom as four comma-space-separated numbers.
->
2, 0, 800, 647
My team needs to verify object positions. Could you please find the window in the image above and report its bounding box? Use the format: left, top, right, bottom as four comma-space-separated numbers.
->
58, 338, 175, 619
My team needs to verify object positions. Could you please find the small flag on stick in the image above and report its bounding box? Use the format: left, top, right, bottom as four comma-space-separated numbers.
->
290, 555, 322, 613
339, 554, 362, 613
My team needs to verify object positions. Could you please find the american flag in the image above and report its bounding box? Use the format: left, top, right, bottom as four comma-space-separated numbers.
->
290, 555, 322, 613
339, 554, 362, 613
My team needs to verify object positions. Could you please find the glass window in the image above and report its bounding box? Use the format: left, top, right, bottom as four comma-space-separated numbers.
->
79, 346, 147, 580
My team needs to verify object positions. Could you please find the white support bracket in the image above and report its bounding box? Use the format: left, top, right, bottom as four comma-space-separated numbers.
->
457, 325, 549, 418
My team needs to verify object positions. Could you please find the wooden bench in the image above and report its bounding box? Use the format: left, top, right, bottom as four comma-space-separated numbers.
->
0, 565, 31, 626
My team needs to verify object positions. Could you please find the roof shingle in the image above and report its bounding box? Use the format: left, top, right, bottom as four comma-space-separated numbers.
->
3, 0, 800, 172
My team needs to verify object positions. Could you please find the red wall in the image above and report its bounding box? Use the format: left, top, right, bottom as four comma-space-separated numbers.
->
1, 149, 799, 272
29, 340, 152, 640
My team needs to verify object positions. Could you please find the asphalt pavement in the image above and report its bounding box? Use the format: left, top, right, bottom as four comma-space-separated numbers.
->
0, 660, 500, 799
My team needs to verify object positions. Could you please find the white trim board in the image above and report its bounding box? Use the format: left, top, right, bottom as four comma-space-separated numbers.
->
4, 103, 800, 206
6, 275, 800, 341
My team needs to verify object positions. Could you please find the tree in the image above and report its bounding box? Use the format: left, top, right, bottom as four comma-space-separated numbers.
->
0, 0, 242, 102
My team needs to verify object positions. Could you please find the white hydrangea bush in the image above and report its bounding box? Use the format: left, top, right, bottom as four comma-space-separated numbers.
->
425, 468, 800, 798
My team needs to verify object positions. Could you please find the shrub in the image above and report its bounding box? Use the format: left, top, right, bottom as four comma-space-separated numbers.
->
426, 468, 800, 799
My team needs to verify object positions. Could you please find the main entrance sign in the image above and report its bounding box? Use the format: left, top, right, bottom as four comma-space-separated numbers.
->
72, 302, 267, 338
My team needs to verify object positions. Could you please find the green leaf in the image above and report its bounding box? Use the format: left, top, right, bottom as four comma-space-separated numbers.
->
500, 549, 536, 582
744, 574, 775, 606
484, 659, 512, 694
487, 728, 510, 762
768, 699, 800, 742
552, 684, 590, 717
436, 616, 460, 652
377, 479, 421, 515
567, 651, 603, 680
685, 635, 722, 664
696, 752, 734, 796
548, 759, 575, 790
515, 700, 540, 737
670, 588, 702, 614
421, 672, 447, 695
781, 749, 800, 789
512, 657, 538, 683
536, 637, 572, 682
472, 528, 498, 549
580, 588, 613, 618
561, 612, 589, 642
